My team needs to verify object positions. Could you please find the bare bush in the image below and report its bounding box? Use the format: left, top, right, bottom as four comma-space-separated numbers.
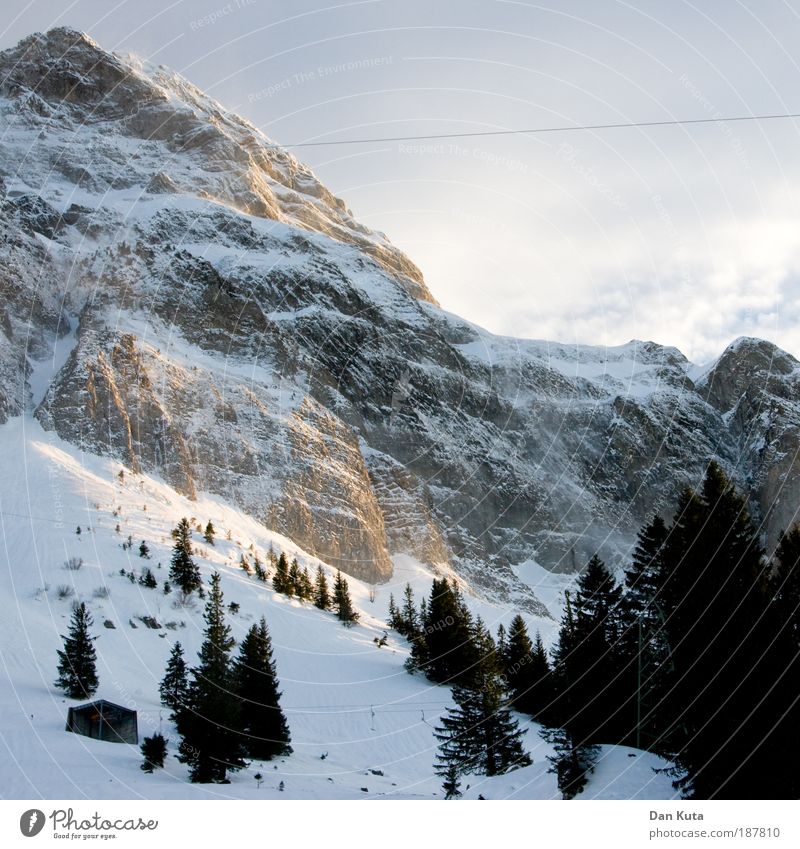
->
64, 557, 83, 571
56, 585, 75, 600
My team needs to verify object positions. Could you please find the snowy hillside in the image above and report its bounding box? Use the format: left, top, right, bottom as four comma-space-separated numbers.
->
0, 407, 676, 799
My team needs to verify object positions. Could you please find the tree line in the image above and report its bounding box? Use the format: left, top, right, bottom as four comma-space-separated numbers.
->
386, 462, 800, 799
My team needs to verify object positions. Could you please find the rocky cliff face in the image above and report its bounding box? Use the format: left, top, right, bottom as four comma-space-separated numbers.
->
1, 28, 798, 612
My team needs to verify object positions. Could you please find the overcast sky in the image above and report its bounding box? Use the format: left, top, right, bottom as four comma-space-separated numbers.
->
4, 0, 800, 363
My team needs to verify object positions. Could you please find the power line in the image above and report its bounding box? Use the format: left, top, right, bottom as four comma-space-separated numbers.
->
284, 111, 800, 148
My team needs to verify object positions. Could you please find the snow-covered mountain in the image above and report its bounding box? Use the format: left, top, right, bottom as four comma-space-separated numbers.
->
2, 26, 800, 618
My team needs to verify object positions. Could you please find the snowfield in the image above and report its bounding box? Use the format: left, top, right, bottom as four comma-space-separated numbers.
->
0, 406, 677, 800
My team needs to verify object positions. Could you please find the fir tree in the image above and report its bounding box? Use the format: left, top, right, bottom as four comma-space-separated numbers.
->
169, 518, 201, 595
550, 556, 625, 747
55, 602, 99, 699
771, 525, 800, 650
203, 521, 215, 546
253, 555, 267, 583
408, 578, 475, 684
159, 642, 189, 716
233, 618, 292, 760
542, 726, 598, 799
313, 565, 331, 610
439, 762, 462, 799
527, 631, 554, 724
660, 463, 773, 798
496, 622, 507, 658
501, 615, 554, 723
400, 583, 419, 636
616, 515, 674, 750
288, 558, 302, 597
140, 733, 168, 772
139, 540, 150, 558
139, 567, 157, 589
272, 553, 290, 596
176, 573, 245, 783
298, 567, 314, 601
333, 571, 359, 626
434, 633, 531, 778
387, 593, 403, 631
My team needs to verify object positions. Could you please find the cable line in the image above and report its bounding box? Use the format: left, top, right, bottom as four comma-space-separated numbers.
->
284, 111, 800, 148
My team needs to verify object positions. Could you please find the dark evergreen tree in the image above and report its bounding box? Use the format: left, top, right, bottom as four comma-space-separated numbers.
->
313, 565, 331, 610
496, 622, 507, 658
176, 573, 246, 783
288, 558, 302, 596
387, 593, 403, 631
139, 540, 150, 558
400, 583, 419, 636
298, 567, 314, 601
272, 553, 290, 596
253, 555, 267, 582
542, 726, 598, 799
502, 614, 533, 709
771, 525, 800, 650
333, 571, 359, 626
434, 623, 531, 777
659, 463, 778, 799
55, 602, 99, 699
169, 518, 201, 595
616, 515, 674, 750
407, 578, 475, 684
159, 642, 189, 716
139, 567, 157, 589
140, 733, 168, 772
439, 762, 462, 799
500, 615, 554, 724
233, 617, 292, 760
203, 521, 215, 546
550, 556, 625, 747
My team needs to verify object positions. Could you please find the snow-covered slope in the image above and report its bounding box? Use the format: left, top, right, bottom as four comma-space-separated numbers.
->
0, 411, 676, 799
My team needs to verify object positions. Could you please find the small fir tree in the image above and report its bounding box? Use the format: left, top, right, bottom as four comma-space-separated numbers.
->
169, 518, 201, 595
272, 553, 291, 595
288, 558, 302, 597
204, 521, 216, 546
139, 567, 158, 589
55, 602, 99, 698
313, 565, 331, 610
159, 642, 189, 716
253, 555, 267, 582
440, 762, 462, 799
140, 733, 168, 772
333, 571, 359, 626
400, 583, 419, 636
298, 567, 314, 601
139, 540, 150, 558
387, 593, 403, 631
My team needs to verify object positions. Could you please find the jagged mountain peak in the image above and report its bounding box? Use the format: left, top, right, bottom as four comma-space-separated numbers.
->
0, 28, 433, 300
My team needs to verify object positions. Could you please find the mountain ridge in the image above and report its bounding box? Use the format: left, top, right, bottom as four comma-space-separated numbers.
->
1, 27, 799, 614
